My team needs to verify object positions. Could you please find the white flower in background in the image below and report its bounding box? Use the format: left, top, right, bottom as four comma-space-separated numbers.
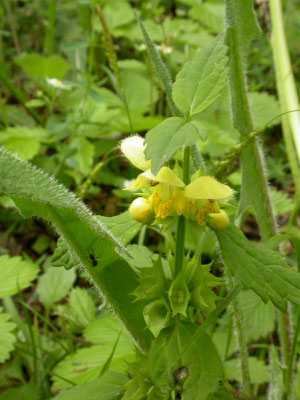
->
46, 78, 70, 90
157, 44, 173, 54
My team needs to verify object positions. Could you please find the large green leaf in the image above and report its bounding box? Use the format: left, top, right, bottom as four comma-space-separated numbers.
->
36, 266, 76, 308
216, 224, 300, 311
0, 255, 39, 298
145, 117, 207, 175
15, 53, 70, 79
148, 320, 223, 399
0, 148, 151, 351
52, 315, 134, 388
0, 306, 16, 363
54, 371, 129, 400
172, 34, 228, 116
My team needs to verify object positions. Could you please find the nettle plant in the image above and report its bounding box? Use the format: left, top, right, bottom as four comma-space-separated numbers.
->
1, 1, 300, 399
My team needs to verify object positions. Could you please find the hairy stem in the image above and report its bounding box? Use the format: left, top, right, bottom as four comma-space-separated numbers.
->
174, 146, 190, 276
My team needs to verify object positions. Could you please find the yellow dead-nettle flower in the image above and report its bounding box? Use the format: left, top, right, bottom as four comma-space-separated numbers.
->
120, 136, 233, 226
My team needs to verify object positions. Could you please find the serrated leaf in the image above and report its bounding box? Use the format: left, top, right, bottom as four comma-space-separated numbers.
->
60, 287, 96, 333
145, 117, 207, 175
216, 224, 300, 311
54, 370, 129, 400
0, 255, 39, 298
172, 35, 228, 116
53, 315, 134, 388
0, 148, 151, 351
36, 266, 76, 308
51, 237, 80, 270
0, 306, 16, 363
239, 290, 276, 341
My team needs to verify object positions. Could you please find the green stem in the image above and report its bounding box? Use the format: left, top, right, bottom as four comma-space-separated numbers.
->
174, 146, 190, 277
269, 0, 300, 199
43, 0, 57, 54
226, 270, 251, 396
286, 307, 300, 398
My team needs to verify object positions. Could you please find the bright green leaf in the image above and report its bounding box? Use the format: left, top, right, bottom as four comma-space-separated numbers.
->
97, 211, 142, 246
59, 287, 96, 333
53, 315, 134, 388
0, 306, 16, 363
0, 255, 39, 298
36, 266, 76, 308
54, 371, 129, 400
145, 117, 207, 175
172, 35, 228, 116
15, 53, 70, 79
224, 357, 269, 384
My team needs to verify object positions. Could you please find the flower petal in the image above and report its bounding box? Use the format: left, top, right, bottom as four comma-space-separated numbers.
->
124, 174, 149, 190
120, 136, 151, 171
185, 176, 233, 200
142, 167, 184, 187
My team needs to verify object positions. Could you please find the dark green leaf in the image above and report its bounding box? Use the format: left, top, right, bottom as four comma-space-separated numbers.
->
216, 224, 300, 311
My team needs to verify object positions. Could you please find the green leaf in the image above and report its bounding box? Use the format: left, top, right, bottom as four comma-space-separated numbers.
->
0, 148, 151, 351
15, 53, 70, 79
53, 315, 134, 388
59, 287, 96, 333
36, 266, 76, 308
143, 299, 170, 337
172, 35, 228, 116
189, 3, 224, 34
224, 357, 269, 384
148, 320, 223, 399
239, 290, 276, 341
145, 117, 207, 175
0, 255, 39, 298
216, 224, 300, 311
54, 370, 129, 400
97, 211, 142, 246
249, 92, 281, 128
51, 238, 81, 270
0, 127, 49, 160
70, 137, 94, 176
0, 306, 16, 363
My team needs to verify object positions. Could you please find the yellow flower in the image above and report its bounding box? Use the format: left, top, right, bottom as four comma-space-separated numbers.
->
120, 136, 233, 227
129, 197, 154, 223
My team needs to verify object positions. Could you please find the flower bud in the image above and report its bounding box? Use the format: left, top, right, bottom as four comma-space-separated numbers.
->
120, 136, 151, 171
129, 197, 154, 223
208, 209, 230, 230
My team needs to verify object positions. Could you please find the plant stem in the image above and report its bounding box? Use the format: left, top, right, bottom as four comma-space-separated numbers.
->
286, 307, 300, 398
2, 0, 21, 54
174, 146, 190, 277
226, 270, 251, 396
43, 0, 57, 54
269, 0, 300, 199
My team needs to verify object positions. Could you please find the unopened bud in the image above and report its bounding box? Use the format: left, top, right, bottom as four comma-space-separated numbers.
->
208, 209, 229, 230
129, 197, 154, 223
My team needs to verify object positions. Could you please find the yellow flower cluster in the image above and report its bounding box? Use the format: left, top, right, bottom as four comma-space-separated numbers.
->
120, 136, 233, 229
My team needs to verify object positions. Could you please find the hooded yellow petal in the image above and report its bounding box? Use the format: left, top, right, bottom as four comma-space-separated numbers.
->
124, 174, 149, 190
142, 167, 184, 187
185, 176, 233, 200
120, 135, 151, 171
